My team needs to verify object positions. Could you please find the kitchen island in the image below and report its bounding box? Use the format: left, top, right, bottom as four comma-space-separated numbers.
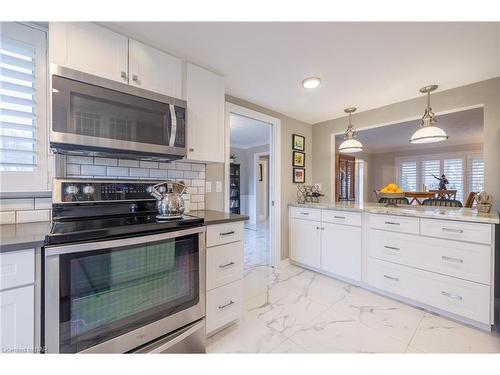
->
288, 202, 498, 330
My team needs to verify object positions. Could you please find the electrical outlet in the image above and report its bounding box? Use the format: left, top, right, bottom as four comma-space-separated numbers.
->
205, 181, 212, 193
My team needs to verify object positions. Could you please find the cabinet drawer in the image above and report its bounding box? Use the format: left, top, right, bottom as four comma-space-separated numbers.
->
369, 214, 419, 234
368, 258, 491, 324
206, 221, 244, 247
206, 280, 243, 334
207, 241, 244, 290
289, 206, 321, 221
420, 219, 492, 245
369, 230, 492, 285
321, 210, 361, 226
0, 249, 35, 291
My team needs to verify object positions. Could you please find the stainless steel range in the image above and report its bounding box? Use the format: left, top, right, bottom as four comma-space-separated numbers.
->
43, 179, 206, 353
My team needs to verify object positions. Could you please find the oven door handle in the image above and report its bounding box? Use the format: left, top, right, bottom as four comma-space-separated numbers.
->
45, 226, 206, 256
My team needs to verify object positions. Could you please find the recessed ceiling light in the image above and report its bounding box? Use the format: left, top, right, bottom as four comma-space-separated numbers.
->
302, 77, 321, 89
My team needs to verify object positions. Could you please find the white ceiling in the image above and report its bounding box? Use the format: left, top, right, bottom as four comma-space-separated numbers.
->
102, 22, 500, 124
230, 114, 270, 149
335, 107, 484, 154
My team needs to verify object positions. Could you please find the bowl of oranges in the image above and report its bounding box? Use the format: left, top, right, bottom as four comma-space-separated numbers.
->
378, 183, 405, 198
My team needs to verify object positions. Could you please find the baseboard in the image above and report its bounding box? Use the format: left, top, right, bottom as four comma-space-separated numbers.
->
279, 258, 291, 268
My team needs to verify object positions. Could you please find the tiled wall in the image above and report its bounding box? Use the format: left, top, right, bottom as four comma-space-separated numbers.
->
64, 156, 206, 210
0, 197, 52, 224
0, 156, 206, 225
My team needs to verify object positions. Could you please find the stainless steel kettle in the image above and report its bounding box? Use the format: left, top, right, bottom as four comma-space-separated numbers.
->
149, 181, 186, 218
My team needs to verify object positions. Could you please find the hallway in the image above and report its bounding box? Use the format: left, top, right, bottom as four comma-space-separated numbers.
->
243, 220, 270, 269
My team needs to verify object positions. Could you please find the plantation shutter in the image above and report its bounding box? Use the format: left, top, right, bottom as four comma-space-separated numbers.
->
469, 156, 484, 193
444, 158, 464, 202
421, 159, 440, 191
400, 161, 417, 192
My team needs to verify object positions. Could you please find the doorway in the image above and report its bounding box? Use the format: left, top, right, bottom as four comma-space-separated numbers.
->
224, 103, 281, 268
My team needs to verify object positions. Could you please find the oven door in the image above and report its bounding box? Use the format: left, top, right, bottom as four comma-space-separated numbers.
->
50, 65, 186, 159
44, 226, 205, 353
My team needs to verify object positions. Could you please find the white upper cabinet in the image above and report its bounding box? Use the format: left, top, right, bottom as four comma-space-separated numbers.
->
128, 39, 182, 98
49, 22, 128, 83
186, 63, 225, 163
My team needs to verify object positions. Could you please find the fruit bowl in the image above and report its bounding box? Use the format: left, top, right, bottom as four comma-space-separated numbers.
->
378, 192, 405, 199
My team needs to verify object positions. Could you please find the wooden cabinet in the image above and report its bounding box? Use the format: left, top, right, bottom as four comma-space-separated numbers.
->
289, 217, 321, 269
321, 222, 361, 281
50, 22, 128, 83
128, 39, 182, 98
186, 63, 225, 163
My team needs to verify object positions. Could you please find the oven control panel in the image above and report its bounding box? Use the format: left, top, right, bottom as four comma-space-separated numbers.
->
57, 180, 161, 203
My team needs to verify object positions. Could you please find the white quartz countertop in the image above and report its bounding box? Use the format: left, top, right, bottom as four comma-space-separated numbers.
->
289, 202, 499, 224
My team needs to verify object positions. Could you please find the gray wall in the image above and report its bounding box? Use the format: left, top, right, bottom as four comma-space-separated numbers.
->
312, 77, 500, 211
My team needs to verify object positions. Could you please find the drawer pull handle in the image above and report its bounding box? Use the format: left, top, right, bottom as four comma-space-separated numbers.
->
300, 212, 310, 215
384, 221, 400, 226
220, 230, 235, 237
441, 255, 464, 263
441, 291, 463, 301
442, 227, 464, 233
218, 300, 235, 310
334, 216, 346, 219
219, 261, 235, 269
383, 274, 399, 282
384, 245, 400, 251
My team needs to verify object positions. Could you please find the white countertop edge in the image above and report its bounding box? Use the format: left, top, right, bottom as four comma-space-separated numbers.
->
288, 203, 499, 224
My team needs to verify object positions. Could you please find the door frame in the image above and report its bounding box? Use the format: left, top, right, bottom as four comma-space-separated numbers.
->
254, 151, 270, 223
224, 102, 281, 268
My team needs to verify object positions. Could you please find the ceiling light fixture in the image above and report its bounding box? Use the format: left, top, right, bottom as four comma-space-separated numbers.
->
410, 85, 448, 144
338, 107, 363, 153
302, 77, 321, 89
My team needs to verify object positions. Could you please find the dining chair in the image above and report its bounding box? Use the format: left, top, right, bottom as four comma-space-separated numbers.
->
464, 192, 477, 208
421, 198, 463, 208
378, 197, 410, 205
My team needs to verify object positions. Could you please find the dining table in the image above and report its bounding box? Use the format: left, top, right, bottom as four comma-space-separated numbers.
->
429, 189, 457, 200
404, 191, 436, 205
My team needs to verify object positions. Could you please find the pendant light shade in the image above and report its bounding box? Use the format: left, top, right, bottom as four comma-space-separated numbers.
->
410, 85, 448, 144
338, 107, 363, 153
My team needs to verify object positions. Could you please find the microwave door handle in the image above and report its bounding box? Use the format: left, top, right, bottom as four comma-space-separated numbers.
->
169, 104, 177, 147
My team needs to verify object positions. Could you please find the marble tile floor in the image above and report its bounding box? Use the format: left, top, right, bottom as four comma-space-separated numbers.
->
207, 263, 500, 353
243, 220, 270, 270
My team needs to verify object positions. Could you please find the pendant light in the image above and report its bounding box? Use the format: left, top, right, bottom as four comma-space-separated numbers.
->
410, 85, 448, 144
338, 107, 363, 153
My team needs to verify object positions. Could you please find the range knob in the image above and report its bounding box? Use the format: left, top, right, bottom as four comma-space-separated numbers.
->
82, 185, 95, 195
65, 185, 79, 195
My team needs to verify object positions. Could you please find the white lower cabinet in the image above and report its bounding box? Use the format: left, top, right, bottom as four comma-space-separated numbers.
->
289, 218, 321, 269
205, 222, 244, 336
321, 222, 361, 281
0, 285, 34, 352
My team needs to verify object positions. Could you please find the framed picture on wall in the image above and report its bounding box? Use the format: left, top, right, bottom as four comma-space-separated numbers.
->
292, 134, 305, 151
293, 168, 305, 183
292, 151, 305, 167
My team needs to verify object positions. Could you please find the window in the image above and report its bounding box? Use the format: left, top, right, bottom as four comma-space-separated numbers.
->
0, 23, 48, 192
400, 161, 417, 192
397, 151, 483, 203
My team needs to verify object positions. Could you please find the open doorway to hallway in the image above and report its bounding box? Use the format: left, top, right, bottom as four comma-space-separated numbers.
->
229, 113, 271, 269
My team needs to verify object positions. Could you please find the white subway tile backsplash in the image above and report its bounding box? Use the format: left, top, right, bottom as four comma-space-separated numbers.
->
16, 209, 50, 223
190, 194, 205, 203
183, 171, 199, 179
149, 169, 169, 178
66, 164, 81, 175
139, 161, 158, 169
158, 162, 175, 169
118, 159, 140, 168
81, 165, 106, 176
35, 198, 52, 210
191, 163, 205, 172
0, 211, 16, 224
129, 168, 149, 177
168, 170, 183, 179
107, 167, 129, 177
0, 198, 34, 212
198, 172, 206, 179
197, 187, 205, 194
67, 156, 93, 165
94, 157, 118, 166
175, 162, 192, 171
191, 179, 205, 187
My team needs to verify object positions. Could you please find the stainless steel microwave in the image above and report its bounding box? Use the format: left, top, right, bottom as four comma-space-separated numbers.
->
50, 64, 187, 161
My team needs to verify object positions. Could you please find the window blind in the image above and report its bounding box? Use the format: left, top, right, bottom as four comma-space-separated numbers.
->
0, 36, 37, 172
421, 159, 440, 191
469, 156, 484, 193
444, 158, 464, 202
400, 161, 417, 192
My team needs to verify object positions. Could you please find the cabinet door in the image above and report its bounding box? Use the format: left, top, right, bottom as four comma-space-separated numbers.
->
289, 218, 321, 268
49, 22, 128, 83
0, 285, 34, 352
186, 63, 225, 163
128, 39, 182, 98
321, 223, 361, 281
